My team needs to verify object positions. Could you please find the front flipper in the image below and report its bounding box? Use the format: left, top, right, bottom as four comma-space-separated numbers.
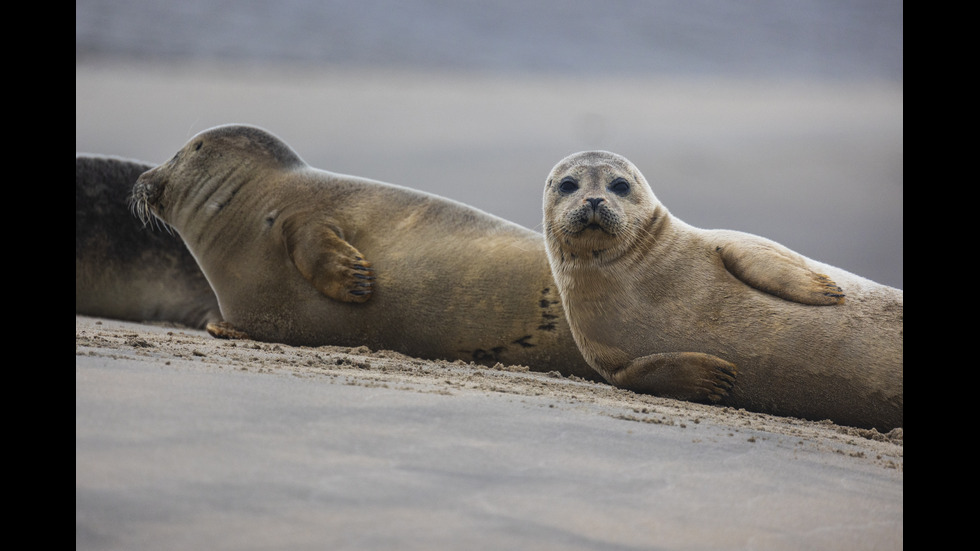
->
283, 216, 375, 303
206, 321, 250, 340
716, 236, 844, 306
608, 352, 736, 403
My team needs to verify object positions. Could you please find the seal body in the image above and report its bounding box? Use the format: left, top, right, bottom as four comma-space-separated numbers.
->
76, 154, 221, 328
132, 124, 594, 378
543, 151, 902, 430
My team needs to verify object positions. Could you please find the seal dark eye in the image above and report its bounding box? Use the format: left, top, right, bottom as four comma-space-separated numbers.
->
609, 178, 630, 196
558, 178, 579, 194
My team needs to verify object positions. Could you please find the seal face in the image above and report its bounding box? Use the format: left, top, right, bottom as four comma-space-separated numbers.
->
543, 151, 903, 430
75, 153, 221, 328
544, 151, 666, 268
130, 124, 597, 379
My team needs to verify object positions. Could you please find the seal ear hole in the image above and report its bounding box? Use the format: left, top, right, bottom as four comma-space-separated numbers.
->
608, 178, 630, 196
558, 178, 579, 194
194, 141, 203, 151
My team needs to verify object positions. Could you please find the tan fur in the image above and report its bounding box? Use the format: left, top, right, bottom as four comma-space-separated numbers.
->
131, 124, 595, 379
543, 151, 902, 430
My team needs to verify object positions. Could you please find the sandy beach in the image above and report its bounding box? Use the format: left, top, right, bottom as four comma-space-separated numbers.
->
76, 314, 901, 550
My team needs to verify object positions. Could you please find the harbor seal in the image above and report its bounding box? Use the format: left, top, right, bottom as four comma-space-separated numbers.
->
131, 124, 596, 379
76, 154, 222, 329
543, 150, 902, 430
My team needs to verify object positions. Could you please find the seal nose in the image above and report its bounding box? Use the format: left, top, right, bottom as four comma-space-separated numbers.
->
585, 197, 605, 210
133, 172, 158, 201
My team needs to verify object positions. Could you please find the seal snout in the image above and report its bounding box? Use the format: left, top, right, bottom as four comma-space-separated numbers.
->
583, 198, 607, 231
574, 196, 618, 234
130, 169, 166, 227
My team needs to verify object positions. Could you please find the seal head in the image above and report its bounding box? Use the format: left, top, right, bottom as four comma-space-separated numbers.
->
544, 150, 669, 268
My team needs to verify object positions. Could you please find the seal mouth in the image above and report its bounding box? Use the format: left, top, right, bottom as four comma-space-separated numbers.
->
568, 222, 615, 237
563, 203, 621, 237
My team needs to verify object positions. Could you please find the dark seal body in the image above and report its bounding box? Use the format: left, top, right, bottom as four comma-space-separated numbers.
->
76, 154, 221, 328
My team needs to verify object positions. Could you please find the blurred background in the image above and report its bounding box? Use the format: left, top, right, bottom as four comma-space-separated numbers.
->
76, 0, 903, 288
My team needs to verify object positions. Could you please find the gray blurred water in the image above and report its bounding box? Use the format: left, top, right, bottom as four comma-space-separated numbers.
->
76, 0, 902, 81
76, 1, 903, 288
